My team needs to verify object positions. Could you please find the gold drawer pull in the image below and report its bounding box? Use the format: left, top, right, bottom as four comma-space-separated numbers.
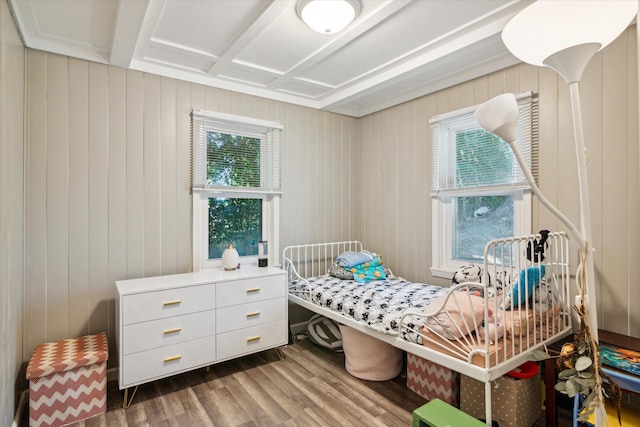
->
163, 327, 182, 334
247, 336, 261, 342
163, 299, 182, 306
246, 287, 260, 293
246, 311, 260, 317
163, 355, 182, 363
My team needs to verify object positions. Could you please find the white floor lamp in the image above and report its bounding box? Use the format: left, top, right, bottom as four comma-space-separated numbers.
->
503, 0, 636, 346
476, 2, 637, 425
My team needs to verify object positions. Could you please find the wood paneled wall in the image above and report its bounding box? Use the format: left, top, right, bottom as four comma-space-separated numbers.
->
357, 27, 640, 337
19, 24, 640, 385
23, 50, 358, 364
0, 0, 25, 421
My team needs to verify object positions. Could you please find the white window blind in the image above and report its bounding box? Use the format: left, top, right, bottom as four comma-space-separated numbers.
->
191, 109, 282, 193
430, 92, 537, 195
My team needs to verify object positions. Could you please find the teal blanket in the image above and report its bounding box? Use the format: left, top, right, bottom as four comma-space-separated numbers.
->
348, 256, 387, 283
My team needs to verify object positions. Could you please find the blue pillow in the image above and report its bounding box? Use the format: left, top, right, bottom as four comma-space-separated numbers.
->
502, 265, 546, 310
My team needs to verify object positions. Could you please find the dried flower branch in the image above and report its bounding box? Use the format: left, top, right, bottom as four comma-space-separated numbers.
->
531, 249, 622, 426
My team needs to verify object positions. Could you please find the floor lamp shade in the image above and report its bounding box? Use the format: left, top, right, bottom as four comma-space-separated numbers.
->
474, 93, 519, 143
502, 1, 637, 69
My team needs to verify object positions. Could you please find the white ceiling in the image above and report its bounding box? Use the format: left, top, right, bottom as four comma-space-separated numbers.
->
9, 0, 533, 117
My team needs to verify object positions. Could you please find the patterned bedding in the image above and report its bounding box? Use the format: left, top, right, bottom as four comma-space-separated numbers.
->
289, 275, 449, 343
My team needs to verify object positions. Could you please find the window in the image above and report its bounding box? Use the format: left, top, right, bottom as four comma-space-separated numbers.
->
207, 195, 263, 259
191, 110, 282, 271
430, 92, 537, 278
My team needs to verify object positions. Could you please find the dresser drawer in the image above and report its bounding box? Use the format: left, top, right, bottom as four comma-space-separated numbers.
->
216, 298, 285, 334
123, 310, 215, 355
216, 320, 287, 361
122, 284, 215, 325
216, 274, 284, 308
121, 336, 215, 388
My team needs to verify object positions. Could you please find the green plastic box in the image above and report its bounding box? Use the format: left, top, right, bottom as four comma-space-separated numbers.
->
412, 398, 486, 427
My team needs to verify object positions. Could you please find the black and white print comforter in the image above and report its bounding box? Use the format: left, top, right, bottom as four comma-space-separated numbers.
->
290, 275, 449, 343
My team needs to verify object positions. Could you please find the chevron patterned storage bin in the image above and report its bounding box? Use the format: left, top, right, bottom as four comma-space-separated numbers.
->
26, 332, 108, 427
406, 353, 459, 406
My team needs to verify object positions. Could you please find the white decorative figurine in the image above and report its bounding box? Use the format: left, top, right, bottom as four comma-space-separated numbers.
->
221, 244, 240, 271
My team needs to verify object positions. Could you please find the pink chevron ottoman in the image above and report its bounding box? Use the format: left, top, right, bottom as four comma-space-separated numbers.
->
26, 332, 108, 427
406, 353, 459, 406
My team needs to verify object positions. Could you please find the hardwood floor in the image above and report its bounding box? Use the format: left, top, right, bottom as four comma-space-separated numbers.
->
24, 338, 573, 426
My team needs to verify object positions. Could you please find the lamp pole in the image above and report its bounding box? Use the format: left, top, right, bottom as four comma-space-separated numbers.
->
543, 42, 601, 345
541, 41, 603, 426
567, 80, 598, 337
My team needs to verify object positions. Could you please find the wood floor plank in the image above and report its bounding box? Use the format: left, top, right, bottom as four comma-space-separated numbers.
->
263, 354, 360, 422
171, 410, 214, 427
141, 389, 171, 425
196, 383, 252, 427
375, 410, 413, 427
45, 338, 574, 427
174, 387, 214, 426
289, 341, 413, 422
236, 363, 304, 420
230, 381, 272, 420
102, 408, 127, 426
256, 358, 317, 410
285, 367, 388, 427
157, 389, 187, 419
282, 410, 325, 427
302, 406, 349, 426
189, 382, 225, 424
123, 399, 149, 425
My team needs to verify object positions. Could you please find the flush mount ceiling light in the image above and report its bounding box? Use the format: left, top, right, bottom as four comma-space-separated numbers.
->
296, 0, 361, 35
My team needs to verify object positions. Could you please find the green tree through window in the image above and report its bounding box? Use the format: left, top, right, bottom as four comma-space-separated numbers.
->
207, 131, 262, 259
207, 132, 260, 187
191, 109, 281, 270
209, 197, 262, 259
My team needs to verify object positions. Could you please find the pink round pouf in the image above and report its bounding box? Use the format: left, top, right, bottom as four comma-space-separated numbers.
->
339, 324, 403, 381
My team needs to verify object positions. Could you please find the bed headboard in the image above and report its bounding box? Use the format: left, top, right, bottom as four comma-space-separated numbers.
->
282, 240, 362, 282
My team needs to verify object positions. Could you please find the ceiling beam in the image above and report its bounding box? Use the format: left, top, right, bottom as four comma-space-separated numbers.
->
110, 0, 151, 68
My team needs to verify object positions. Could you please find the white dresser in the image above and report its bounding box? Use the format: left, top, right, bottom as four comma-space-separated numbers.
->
115, 266, 287, 397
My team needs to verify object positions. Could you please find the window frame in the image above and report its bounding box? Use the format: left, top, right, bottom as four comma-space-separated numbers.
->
430, 92, 536, 279
431, 189, 531, 278
191, 110, 281, 272
193, 191, 278, 271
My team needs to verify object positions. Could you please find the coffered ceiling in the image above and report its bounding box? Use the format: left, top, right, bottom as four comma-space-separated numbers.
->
9, 0, 533, 117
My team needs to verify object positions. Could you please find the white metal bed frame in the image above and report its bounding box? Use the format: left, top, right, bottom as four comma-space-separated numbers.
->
283, 232, 573, 426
